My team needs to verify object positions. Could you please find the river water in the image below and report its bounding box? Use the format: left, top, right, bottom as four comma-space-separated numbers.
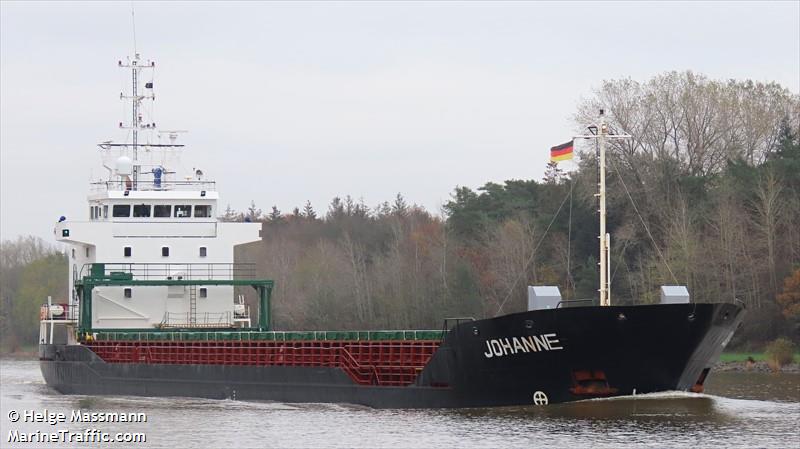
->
1, 359, 798, 448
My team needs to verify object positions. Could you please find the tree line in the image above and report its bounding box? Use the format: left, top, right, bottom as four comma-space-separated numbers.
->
1, 71, 798, 352
0, 236, 66, 351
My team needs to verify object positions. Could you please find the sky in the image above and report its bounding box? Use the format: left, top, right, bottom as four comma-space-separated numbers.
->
1, 1, 799, 241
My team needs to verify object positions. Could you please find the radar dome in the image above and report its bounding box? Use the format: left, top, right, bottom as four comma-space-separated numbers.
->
116, 156, 133, 176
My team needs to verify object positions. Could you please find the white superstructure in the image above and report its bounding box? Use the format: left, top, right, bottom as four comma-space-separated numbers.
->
52, 53, 260, 330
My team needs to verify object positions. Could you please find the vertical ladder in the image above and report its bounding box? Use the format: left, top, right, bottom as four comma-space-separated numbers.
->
189, 285, 197, 325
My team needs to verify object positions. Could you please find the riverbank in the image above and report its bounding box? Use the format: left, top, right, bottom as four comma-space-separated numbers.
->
714, 351, 799, 373
0, 344, 37, 360
714, 360, 800, 373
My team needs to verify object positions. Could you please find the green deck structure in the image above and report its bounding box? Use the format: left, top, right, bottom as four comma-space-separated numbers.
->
75, 263, 274, 334
74, 263, 444, 341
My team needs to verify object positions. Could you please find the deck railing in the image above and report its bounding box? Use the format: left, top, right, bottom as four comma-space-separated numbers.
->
80, 263, 257, 281
39, 303, 79, 322
160, 312, 234, 329
90, 180, 216, 192
93, 329, 445, 342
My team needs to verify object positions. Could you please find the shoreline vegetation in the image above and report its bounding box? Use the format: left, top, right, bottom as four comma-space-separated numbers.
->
714, 352, 800, 373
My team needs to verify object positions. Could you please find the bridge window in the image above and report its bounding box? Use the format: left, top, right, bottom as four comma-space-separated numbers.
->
154, 205, 171, 218
174, 205, 192, 218
161, 246, 170, 257
90, 207, 94, 220
112, 205, 131, 217
103, 205, 108, 218
124, 246, 132, 257
199, 246, 207, 257
124, 288, 132, 299
133, 204, 151, 218
85, 247, 90, 258
194, 205, 211, 218
199, 288, 207, 298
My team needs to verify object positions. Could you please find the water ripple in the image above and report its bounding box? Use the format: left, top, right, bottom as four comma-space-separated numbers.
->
2, 360, 798, 449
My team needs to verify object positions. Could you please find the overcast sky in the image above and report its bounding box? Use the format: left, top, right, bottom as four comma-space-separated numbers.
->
1, 1, 798, 241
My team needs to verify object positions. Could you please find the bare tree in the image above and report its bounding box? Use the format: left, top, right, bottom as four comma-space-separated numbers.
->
752, 168, 785, 297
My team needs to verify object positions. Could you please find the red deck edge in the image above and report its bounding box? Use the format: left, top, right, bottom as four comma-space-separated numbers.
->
86, 340, 442, 387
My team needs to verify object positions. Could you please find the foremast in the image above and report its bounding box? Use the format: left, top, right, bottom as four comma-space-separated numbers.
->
575, 109, 631, 306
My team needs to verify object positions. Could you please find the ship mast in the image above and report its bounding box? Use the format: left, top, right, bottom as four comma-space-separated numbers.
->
575, 109, 631, 306
118, 54, 156, 190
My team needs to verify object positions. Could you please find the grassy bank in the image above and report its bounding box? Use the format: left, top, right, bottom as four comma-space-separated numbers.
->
720, 352, 800, 363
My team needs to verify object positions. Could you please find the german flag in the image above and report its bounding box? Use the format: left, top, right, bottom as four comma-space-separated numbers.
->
550, 140, 574, 162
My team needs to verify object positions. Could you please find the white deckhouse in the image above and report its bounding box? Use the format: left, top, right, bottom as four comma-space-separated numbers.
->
51, 53, 260, 333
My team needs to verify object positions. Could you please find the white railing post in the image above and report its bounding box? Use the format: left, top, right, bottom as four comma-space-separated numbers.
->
48, 296, 54, 344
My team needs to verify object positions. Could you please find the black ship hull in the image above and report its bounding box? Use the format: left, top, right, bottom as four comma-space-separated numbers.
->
39, 303, 743, 408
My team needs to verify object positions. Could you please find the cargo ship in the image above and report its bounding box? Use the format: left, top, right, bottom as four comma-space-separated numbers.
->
38, 52, 744, 408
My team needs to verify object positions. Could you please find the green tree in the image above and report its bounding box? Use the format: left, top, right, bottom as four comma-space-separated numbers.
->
11, 253, 67, 347
267, 206, 283, 223
246, 201, 262, 222
1, 237, 61, 352
392, 193, 408, 217
302, 201, 317, 220
777, 269, 800, 321
543, 161, 565, 184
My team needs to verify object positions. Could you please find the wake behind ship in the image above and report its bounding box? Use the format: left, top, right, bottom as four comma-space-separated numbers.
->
38, 52, 744, 409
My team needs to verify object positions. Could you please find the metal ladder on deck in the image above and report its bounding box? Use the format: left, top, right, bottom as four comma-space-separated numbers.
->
189, 285, 197, 325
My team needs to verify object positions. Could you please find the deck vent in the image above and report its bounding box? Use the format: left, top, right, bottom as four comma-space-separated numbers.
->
660, 285, 690, 304
527, 286, 562, 311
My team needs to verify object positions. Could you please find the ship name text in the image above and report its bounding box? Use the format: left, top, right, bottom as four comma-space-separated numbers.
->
483, 334, 563, 358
